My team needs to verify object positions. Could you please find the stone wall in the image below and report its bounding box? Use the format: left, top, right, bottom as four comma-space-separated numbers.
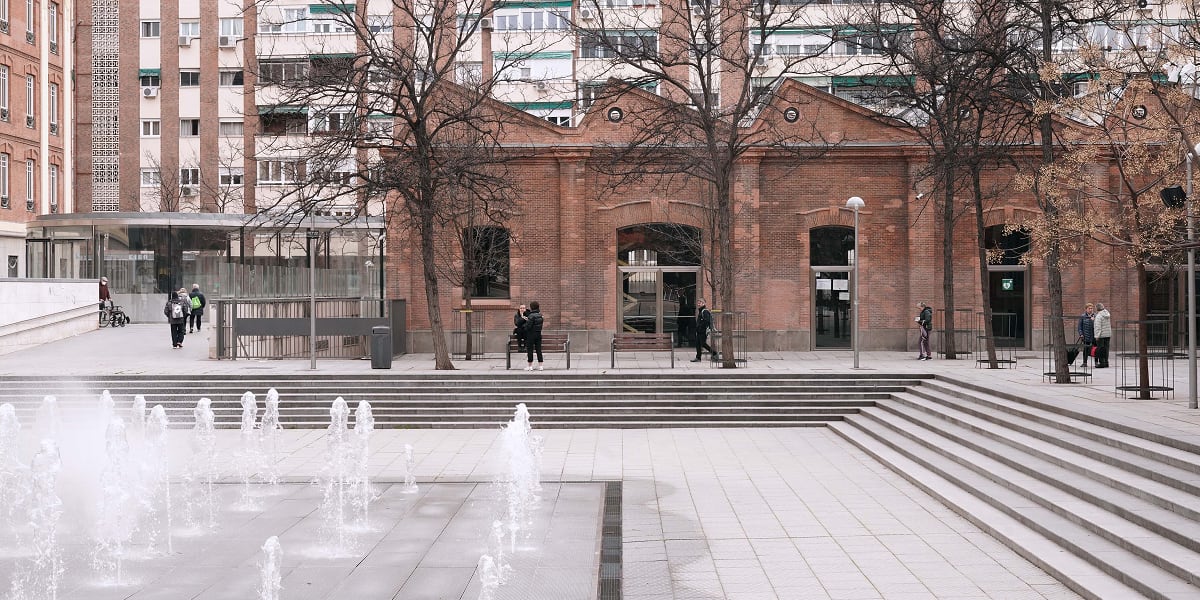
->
0, 278, 97, 355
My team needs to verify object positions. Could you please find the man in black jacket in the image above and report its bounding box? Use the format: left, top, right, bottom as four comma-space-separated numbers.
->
524, 301, 544, 371
188, 283, 207, 333
691, 298, 716, 362
917, 302, 933, 360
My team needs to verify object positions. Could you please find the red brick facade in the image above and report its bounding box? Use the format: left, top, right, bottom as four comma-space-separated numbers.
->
390, 81, 1141, 353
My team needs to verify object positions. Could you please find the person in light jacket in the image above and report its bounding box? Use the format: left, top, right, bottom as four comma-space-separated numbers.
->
1093, 303, 1112, 368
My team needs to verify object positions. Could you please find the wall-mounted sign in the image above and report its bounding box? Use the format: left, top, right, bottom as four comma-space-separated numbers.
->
783, 107, 799, 123
1001, 278, 1014, 291
1132, 105, 1148, 120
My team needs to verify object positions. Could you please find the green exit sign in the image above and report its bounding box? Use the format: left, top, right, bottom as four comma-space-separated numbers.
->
1001, 278, 1014, 291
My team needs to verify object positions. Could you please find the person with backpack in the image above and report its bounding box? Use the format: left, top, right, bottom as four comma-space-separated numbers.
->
524, 301, 545, 371
188, 283, 207, 333
691, 298, 716, 362
164, 288, 191, 349
916, 302, 933, 360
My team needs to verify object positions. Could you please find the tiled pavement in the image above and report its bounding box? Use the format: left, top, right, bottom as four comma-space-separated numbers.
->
6, 325, 1200, 598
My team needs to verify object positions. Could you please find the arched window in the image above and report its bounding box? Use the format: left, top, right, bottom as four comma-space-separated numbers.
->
617, 223, 702, 266
464, 226, 509, 299
810, 226, 854, 266
985, 225, 1030, 266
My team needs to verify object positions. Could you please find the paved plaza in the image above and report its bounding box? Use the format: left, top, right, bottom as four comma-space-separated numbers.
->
3, 325, 1200, 599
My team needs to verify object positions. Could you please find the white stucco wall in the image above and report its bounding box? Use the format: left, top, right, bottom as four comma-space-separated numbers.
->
0, 278, 97, 355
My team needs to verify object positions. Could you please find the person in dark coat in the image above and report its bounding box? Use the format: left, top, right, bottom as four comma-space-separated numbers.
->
916, 302, 933, 360
188, 283, 207, 333
524, 301, 544, 371
691, 298, 716, 362
1078, 303, 1096, 367
164, 289, 191, 349
513, 304, 528, 350
99, 277, 111, 310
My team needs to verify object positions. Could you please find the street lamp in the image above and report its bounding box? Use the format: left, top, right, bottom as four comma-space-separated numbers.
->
1188, 143, 1200, 409
847, 196, 865, 369
308, 221, 320, 371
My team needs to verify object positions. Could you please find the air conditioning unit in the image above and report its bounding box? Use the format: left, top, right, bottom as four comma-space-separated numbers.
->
536, 80, 547, 90
178, 35, 192, 47
218, 35, 236, 48
0, 108, 9, 121
142, 86, 159, 98
0, 20, 9, 34
24, 30, 33, 43
754, 56, 767, 67
24, 115, 33, 128
49, 122, 57, 135
181, 185, 196, 197
578, 7, 594, 19
479, 17, 493, 29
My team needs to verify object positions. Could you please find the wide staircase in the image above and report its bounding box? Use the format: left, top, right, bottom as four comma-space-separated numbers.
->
829, 376, 1200, 600
0, 373, 928, 428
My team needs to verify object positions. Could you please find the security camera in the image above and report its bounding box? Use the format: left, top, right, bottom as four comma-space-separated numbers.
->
915, 192, 925, 199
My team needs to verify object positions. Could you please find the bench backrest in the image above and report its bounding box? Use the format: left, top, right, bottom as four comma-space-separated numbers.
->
509, 333, 569, 346
613, 332, 672, 349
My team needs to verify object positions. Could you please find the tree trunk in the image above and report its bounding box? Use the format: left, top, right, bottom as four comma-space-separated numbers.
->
1039, 0, 1070, 384
419, 210, 455, 370
463, 302, 474, 361
717, 177, 736, 369
972, 169, 997, 367
1137, 263, 1151, 399
942, 180, 958, 359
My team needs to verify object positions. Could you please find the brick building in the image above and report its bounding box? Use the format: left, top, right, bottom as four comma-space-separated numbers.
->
391, 81, 1145, 353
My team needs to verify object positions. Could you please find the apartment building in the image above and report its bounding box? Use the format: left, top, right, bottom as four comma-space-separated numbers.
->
0, 0, 72, 277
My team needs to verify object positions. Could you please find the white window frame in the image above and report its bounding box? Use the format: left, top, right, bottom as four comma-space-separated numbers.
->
47, 82, 56, 126
219, 17, 243, 37
48, 164, 56, 207
218, 70, 243, 86
180, 118, 200, 136
179, 20, 200, 38
310, 109, 353, 134
179, 70, 200, 87
0, 66, 9, 112
219, 167, 244, 186
24, 159, 33, 205
24, 0, 32, 35
47, 2, 56, 45
140, 168, 160, 187
218, 120, 244, 137
179, 168, 200, 187
0, 0, 9, 23
259, 7, 307, 34
141, 119, 160, 137
0, 154, 9, 199
24, 74, 32, 119
140, 20, 159, 38
257, 159, 303, 185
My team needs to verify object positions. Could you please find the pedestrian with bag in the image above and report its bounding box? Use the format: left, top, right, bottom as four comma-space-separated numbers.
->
691, 298, 716, 362
164, 288, 191, 349
916, 302, 933, 360
1094, 302, 1111, 368
524, 301, 545, 371
1077, 303, 1096, 367
188, 283, 207, 333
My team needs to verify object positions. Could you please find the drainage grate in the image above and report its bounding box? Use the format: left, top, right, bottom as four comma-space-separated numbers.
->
598, 480, 622, 600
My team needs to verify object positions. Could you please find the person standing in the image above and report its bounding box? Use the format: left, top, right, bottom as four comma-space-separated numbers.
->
513, 304, 529, 351
188, 283, 207, 333
691, 298, 716, 362
1094, 302, 1111, 368
98, 277, 111, 310
524, 301, 544, 371
164, 289, 191, 349
916, 302, 933, 360
1078, 303, 1096, 367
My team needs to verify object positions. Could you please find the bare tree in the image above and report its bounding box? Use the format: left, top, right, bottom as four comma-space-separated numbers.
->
574, 0, 835, 366
135, 153, 196, 213
248, 0, 557, 368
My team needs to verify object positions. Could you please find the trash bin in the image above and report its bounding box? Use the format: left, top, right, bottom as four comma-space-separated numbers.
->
371, 326, 392, 369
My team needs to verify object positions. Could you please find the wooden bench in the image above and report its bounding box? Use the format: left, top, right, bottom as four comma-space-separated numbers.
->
611, 332, 674, 368
506, 333, 571, 369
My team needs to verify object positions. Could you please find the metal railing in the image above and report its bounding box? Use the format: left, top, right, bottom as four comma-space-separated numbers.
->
214, 298, 405, 360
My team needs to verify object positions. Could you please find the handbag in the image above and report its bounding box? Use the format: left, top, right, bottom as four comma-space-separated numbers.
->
1066, 347, 1080, 365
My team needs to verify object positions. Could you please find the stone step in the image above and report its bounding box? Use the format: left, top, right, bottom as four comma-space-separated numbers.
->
828, 421, 1155, 600
882, 395, 1200, 559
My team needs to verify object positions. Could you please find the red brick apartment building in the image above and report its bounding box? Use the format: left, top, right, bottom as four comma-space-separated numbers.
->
390, 82, 1145, 353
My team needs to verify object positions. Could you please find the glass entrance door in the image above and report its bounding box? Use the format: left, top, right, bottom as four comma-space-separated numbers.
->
988, 269, 1027, 348
619, 268, 698, 345
813, 271, 851, 348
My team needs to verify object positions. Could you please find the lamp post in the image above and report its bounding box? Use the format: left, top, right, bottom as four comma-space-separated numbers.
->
1188, 146, 1198, 409
847, 196, 865, 369
308, 215, 319, 371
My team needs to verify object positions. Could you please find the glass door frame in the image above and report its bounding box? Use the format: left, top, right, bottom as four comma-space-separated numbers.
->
810, 265, 853, 350
617, 266, 702, 334
987, 264, 1032, 349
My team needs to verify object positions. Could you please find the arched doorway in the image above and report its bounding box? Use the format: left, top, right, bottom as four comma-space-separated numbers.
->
810, 226, 854, 349
617, 224, 702, 346
985, 225, 1031, 348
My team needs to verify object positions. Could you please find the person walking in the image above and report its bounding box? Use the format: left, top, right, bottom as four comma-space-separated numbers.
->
513, 304, 529, 351
916, 302, 933, 360
691, 298, 716, 362
188, 283, 207, 333
524, 301, 544, 371
164, 289, 191, 349
1078, 303, 1096, 367
1094, 302, 1111, 368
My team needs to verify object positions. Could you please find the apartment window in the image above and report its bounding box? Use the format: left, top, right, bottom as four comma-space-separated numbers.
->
179, 21, 200, 38
24, 0, 32, 35
577, 82, 604, 108
545, 115, 570, 126
219, 120, 244, 136
179, 70, 200, 86
141, 119, 160, 137
257, 160, 304, 185
179, 168, 200, 186
0, 154, 8, 202
0, 0, 8, 25
494, 10, 567, 31
180, 119, 200, 136
24, 159, 33, 209
219, 17, 243, 37
139, 74, 161, 87
260, 112, 307, 135
258, 60, 307, 83
837, 33, 886, 56
219, 167, 243, 186
219, 70, 244, 86
48, 164, 56, 208
312, 17, 352, 34
366, 14, 391, 33
310, 109, 352, 134
47, 2, 56, 47
24, 75, 32, 121
580, 32, 658, 58
47, 83, 56, 127
0, 67, 9, 113
140, 168, 160, 187
259, 7, 306, 34
140, 20, 159, 38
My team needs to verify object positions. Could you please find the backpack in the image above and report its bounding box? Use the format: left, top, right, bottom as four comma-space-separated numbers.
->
171, 302, 184, 319
190, 295, 201, 309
